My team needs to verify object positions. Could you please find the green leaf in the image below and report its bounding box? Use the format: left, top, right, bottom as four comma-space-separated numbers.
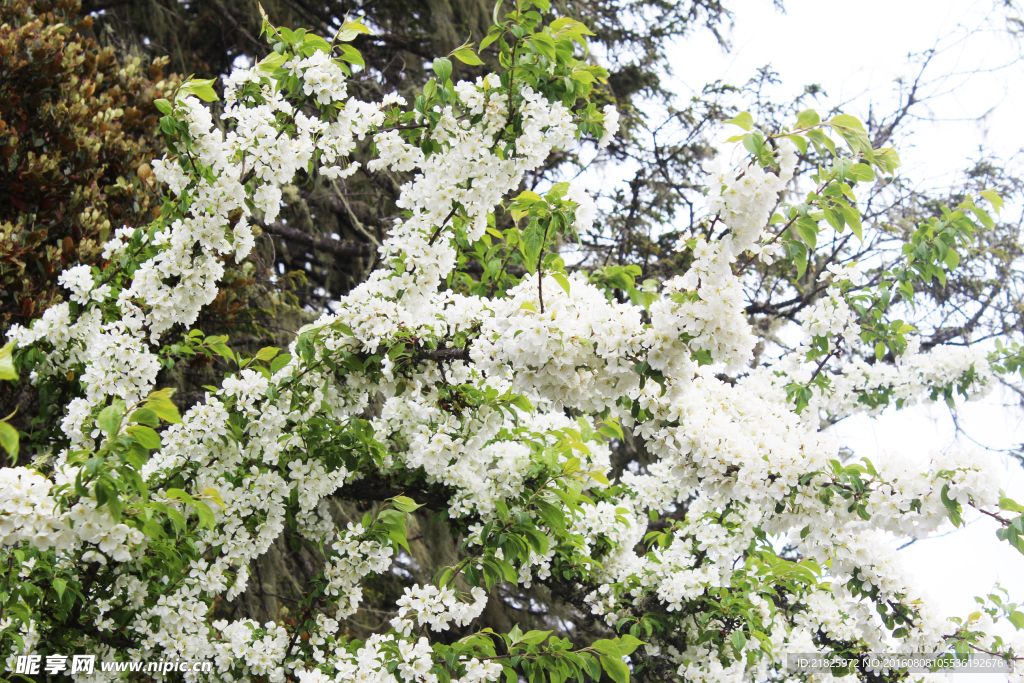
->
270, 353, 294, 374
177, 77, 219, 102
257, 52, 288, 73
521, 527, 549, 554
452, 47, 484, 65
432, 57, 453, 82
392, 496, 423, 513
824, 207, 844, 232
550, 16, 596, 37
786, 241, 808, 280
531, 33, 557, 60
536, 501, 565, 532
153, 98, 173, 115
206, 336, 235, 362
129, 407, 160, 427
52, 577, 66, 600
600, 656, 629, 683
302, 34, 332, 53
552, 272, 571, 296
874, 147, 901, 174
162, 506, 187, 534
192, 499, 216, 529
389, 528, 411, 552
98, 480, 121, 521
743, 132, 765, 156
254, 347, 280, 362
165, 488, 195, 504
979, 189, 1004, 212
338, 18, 370, 37
597, 420, 624, 440
795, 216, 818, 249
807, 128, 837, 156
1000, 497, 1024, 514
830, 114, 866, 132
512, 395, 534, 413
201, 487, 227, 511
941, 484, 964, 527
0, 341, 17, 381
590, 640, 621, 658
615, 635, 645, 655
724, 111, 753, 131
785, 134, 808, 155
849, 164, 875, 182
829, 114, 874, 160
841, 205, 863, 241
968, 205, 994, 230
795, 109, 820, 129
944, 245, 961, 270
126, 425, 162, 450
731, 630, 746, 653
144, 389, 182, 424
97, 402, 125, 438
496, 558, 518, 582
1008, 611, 1024, 630
521, 629, 553, 645
481, 29, 501, 51
0, 421, 18, 459
166, 488, 215, 529
337, 44, 365, 68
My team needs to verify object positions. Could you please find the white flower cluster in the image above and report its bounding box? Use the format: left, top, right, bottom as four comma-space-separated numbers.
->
656, 240, 756, 371
598, 104, 620, 148
0, 467, 144, 561
390, 584, 488, 636
323, 524, 395, 618
212, 618, 291, 681
703, 138, 797, 254
77, 323, 161, 405
0, 468, 62, 549
645, 140, 801, 372
57, 265, 110, 304
799, 266, 863, 348
474, 272, 644, 412
377, 82, 577, 292
292, 51, 349, 104
453, 74, 509, 136
760, 336, 993, 429
566, 183, 597, 234
298, 630, 496, 683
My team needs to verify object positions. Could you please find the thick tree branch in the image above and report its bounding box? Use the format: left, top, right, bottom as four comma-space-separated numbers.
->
417, 347, 471, 362
262, 222, 374, 258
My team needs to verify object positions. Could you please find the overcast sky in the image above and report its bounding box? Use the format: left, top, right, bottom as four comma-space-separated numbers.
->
668, 0, 1024, 184
660, 0, 1024, 663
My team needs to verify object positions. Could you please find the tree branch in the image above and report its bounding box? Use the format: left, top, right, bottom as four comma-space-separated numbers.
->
262, 222, 373, 258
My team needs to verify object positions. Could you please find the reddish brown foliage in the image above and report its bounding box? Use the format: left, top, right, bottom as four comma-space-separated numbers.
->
0, 0, 178, 329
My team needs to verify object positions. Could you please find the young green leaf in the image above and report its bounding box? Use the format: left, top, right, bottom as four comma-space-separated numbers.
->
452, 47, 485, 65
724, 111, 753, 131
0, 341, 17, 381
